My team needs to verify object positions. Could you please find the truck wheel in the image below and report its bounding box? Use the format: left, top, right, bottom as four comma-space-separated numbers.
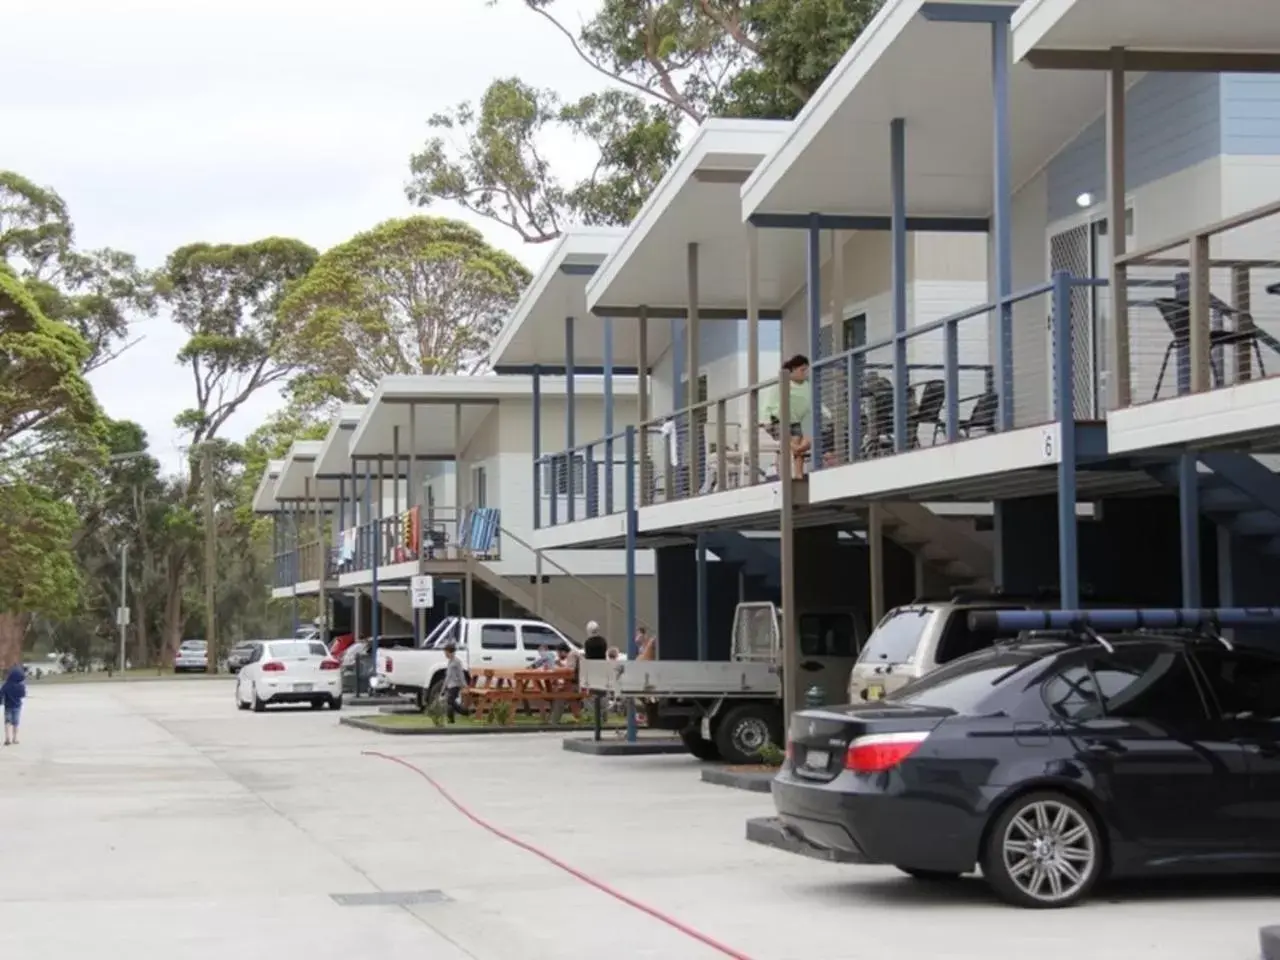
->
713, 704, 783, 765
679, 729, 722, 762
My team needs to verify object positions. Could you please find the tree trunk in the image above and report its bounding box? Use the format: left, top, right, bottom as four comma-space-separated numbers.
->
162, 563, 186, 664
133, 599, 149, 668
0, 612, 27, 668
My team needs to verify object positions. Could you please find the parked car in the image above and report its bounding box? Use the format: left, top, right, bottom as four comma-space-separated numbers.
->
174, 640, 208, 673
235, 639, 342, 712
373, 617, 576, 708
226, 641, 263, 674
776, 628, 1280, 908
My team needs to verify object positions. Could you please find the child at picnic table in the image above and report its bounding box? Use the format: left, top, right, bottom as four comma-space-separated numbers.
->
530, 644, 556, 670
441, 643, 468, 723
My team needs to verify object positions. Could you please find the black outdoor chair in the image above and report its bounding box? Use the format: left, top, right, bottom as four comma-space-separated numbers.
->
1151, 297, 1266, 400
960, 391, 998, 437
860, 376, 896, 457
913, 379, 946, 446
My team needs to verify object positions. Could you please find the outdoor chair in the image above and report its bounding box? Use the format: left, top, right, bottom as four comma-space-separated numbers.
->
1151, 297, 1266, 400
959, 391, 998, 437
860, 378, 896, 457
912, 379, 946, 446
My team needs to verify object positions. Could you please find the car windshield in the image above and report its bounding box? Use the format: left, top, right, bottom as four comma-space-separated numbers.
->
885, 648, 1044, 714
858, 607, 934, 665
267, 641, 326, 660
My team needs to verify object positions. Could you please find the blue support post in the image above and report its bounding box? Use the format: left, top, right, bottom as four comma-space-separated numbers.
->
623, 426, 638, 743
992, 20, 1015, 431
806, 214, 822, 472
944, 321, 960, 443
565, 317, 576, 522
362, 460, 372, 570
532, 364, 542, 528
1179, 454, 1202, 607
366, 460, 380, 671
603, 317, 615, 514
890, 117, 909, 453
696, 534, 708, 661
1052, 271, 1079, 608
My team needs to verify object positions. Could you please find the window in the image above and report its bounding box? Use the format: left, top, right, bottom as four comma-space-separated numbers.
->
472, 466, 488, 508
886, 649, 1042, 715
265, 641, 318, 660
934, 609, 1004, 664
543, 455, 585, 497
799, 613, 860, 658
1191, 648, 1280, 721
843, 313, 867, 351
859, 607, 934, 665
479, 624, 518, 650
1043, 666, 1104, 720
1091, 646, 1208, 725
309, 643, 329, 658
521, 624, 562, 651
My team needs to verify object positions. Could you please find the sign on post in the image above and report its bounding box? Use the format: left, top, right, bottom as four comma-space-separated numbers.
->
115, 607, 131, 627
410, 575, 435, 610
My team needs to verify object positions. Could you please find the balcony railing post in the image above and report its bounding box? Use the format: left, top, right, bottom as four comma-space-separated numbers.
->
585, 444, 598, 518
1189, 233, 1211, 394
533, 455, 542, 530
715, 399, 727, 491
548, 457, 558, 527
845, 354, 859, 463
944, 319, 960, 443
747, 385, 760, 485
1232, 264, 1254, 383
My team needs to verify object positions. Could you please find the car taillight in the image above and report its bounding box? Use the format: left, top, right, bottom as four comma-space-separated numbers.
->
385, 656, 393, 673
262, 661, 286, 672
845, 731, 930, 773
320, 659, 340, 671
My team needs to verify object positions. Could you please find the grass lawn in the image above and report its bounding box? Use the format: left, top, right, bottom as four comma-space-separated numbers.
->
360, 711, 628, 731
32, 669, 226, 684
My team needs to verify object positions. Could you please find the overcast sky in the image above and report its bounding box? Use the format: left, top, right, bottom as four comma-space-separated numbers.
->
2, 0, 606, 471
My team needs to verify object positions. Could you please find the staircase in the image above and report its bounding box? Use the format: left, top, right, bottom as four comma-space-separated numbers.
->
467, 559, 591, 644
1145, 452, 1280, 556
876, 502, 995, 588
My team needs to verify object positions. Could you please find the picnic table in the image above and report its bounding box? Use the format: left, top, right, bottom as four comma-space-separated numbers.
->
466, 667, 587, 723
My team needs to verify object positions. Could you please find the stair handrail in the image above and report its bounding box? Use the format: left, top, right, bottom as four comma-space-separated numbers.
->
481, 522, 651, 637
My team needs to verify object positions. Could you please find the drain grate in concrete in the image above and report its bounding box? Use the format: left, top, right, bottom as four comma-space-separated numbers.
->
330, 890, 451, 907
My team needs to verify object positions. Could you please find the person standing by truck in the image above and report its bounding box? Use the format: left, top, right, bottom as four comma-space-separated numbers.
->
441, 643, 468, 723
583, 621, 608, 660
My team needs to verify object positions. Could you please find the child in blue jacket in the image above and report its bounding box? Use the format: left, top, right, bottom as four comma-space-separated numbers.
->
1, 666, 26, 745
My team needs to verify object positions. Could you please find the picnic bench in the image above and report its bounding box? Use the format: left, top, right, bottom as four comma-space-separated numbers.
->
466, 667, 588, 723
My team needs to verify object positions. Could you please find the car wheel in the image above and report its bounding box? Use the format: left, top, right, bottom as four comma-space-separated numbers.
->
899, 867, 963, 882
423, 677, 444, 712
236, 685, 249, 711
981, 791, 1103, 909
713, 704, 783, 765
679, 728, 722, 762
329, 696, 343, 711
309, 698, 324, 710
252, 685, 267, 713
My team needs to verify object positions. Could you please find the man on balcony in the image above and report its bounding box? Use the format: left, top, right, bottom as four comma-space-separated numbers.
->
763, 355, 833, 479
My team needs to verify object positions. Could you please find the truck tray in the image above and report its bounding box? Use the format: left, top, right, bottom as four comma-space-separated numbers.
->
580, 660, 781, 698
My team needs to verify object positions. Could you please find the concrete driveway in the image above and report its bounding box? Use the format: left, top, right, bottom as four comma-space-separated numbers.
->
0, 679, 1275, 959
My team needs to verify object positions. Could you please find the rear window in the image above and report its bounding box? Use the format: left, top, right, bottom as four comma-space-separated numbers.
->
267, 641, 323, 660
180, 641, 206, 651
886, 649, 1044, 714
858, 608, 933, 665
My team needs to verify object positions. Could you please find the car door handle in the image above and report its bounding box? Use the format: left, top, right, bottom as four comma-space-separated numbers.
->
800, 660, 822, 671
525, 656, 536, 662
480, 656, 493, 662
1084, 738, 1127, 755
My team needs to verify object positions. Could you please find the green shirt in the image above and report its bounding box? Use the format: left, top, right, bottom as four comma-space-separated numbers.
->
762, 381, 812, 428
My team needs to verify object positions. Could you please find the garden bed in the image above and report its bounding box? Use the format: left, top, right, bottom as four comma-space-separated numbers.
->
342, 713, 626, 736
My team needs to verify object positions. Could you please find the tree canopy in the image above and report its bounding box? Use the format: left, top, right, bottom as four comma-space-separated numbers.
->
278, 216, 530, 403
408, 0, 883, 242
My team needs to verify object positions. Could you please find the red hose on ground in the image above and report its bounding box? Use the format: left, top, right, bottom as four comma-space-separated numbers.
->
362, 750, 757, 960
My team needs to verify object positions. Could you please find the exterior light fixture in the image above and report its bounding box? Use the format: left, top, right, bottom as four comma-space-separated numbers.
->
1076, 192, 1094, 209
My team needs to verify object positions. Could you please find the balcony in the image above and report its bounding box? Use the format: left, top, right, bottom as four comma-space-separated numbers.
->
536, 274, 1101, 529
1108, 198, 1280, 454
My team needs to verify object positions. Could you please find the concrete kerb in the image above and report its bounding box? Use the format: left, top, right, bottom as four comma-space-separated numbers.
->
340, 717, 620, 737
562, 737, 688, 756
700, 767, 776, 792
745, 816, 863, 863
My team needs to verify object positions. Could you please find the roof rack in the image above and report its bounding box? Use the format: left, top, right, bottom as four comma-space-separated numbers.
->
970, 608, 1280, 651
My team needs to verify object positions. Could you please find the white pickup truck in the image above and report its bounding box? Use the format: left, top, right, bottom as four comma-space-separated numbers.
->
372, 616, 578, 708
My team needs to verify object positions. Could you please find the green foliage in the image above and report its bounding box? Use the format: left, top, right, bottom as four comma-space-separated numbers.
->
432, 0, 883, 241
0, 171, 72, 274
0, 481, 82, 619
487, 698, 514, 726
756, 740, 786, 767
426, 695, 447, 727
277, 216, 530, 403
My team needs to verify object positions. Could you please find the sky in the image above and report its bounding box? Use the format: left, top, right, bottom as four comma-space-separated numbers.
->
1, 0, 608, 471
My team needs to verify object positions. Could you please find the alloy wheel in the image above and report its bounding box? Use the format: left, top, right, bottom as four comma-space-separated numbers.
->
1001, 799, 1096, 904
